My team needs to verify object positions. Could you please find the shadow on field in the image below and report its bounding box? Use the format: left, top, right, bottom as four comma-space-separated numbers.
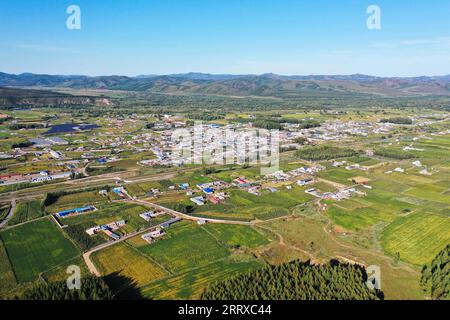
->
103, 272, 145, 300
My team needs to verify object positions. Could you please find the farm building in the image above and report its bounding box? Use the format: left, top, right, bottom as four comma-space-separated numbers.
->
86, 220, 125, 239
57, 205, 97, 218
233, 177, 251, 187
161, 217, 182, 229
350, 176, 371, 185
140, 211, 153, 221
202, 187, 214, 194
141, 228, 166, 243
297, 178, 314, 186
191, 196, 205, 206
179, 183, 189, 190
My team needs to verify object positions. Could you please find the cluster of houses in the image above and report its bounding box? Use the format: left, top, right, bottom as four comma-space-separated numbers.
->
0, 170, 74, 186
141, 217, 182, 244
305, 187, 365, 201
139, 210, 166, 221
85, 220, 126, 241
189, 181, 231, 206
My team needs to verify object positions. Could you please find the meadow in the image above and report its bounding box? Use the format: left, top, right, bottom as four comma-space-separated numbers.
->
0, 218, 80, 283
140, 258, 262, 299
0, 239, 17, 294
202, 224, 269, 248
380, 212, 450, 265
157, 184, 315, 221
45, 190, 109, 213
91, 242, 168, 292
8, 200, 45, 225
132, 222, 230, 273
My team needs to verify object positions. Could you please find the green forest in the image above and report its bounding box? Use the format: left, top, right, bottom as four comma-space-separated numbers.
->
18, 276, 113, 300
202, 260, 383, 300
421, 245, 450, 300
295, 145, 360, 161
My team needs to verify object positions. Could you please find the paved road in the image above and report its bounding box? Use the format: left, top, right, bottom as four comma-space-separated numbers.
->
0, 199, 16, 229
132, 199, 252, 225
0, 170, 179, 202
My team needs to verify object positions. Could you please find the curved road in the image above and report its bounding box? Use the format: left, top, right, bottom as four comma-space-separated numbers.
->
0, 199, 16, 229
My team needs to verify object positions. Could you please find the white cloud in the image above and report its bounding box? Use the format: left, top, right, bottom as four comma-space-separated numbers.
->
370, 37, 450, 48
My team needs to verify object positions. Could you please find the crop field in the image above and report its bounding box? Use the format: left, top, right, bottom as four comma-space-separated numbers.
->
91, 243, 168, 290
132, 222, 230, 273
45, 190, 109, 213
140, 257, 263, 300
326, 203, 392, 231
125, 181, 164, 197
202, 224, 269, 248
0, 204, 10, 221
262, 213, 425, 299
62, 202, 162, 234
187, 185, 314, 221
41, 256, 88, 283
0, 218, 80, 283
0, 239, 17, 294
8, 200, 45, 225
380, 212, 450, 265
318, 168, 366, 185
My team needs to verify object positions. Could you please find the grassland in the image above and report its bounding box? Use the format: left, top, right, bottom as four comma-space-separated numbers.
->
91, 243, 168, 292
140, 258, 262, 299
202, 224, 269, 248
156, 183, 314, 221
0, 218, 80, 283
258, 212, 426, 300
380, 212, 450, 265
132, 222, 230, 273
0, 239, 17, 294
45, 190, 108, 213
8, 200, 45, 225
61, 202, 168, 235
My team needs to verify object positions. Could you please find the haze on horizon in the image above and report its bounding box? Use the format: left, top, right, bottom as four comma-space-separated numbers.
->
1, 0, 449, 77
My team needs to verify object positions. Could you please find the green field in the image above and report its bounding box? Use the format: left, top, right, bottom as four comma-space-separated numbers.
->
8, 200, 45, 225
45, 190, 109, 213
160, 184, 315, 221
133, 222, 230, 273
61, 202, 161, 234
0, 218, 80, 283
92, 242, 168, 294
0, 239, 17, 294
140, 258, 262, 299
202, 224, 269, 248
380, 212, 450, 265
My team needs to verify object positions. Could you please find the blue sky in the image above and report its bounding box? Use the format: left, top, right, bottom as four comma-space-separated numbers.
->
0, 0, 449, 76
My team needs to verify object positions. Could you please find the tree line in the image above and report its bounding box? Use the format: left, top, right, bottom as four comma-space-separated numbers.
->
295, 145, 360, 161
421, 244, 449, 300
18, 276, 113, 300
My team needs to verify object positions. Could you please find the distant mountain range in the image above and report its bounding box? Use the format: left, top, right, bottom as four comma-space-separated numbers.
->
1, 72, 450, 97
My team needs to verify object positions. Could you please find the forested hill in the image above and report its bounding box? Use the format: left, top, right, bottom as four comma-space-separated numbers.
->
202, 260, 384, 300
0, 87, 112, 107
2, 72, 450, 98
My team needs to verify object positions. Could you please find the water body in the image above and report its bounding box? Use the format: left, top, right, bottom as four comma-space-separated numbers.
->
45, 123, 100, 134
